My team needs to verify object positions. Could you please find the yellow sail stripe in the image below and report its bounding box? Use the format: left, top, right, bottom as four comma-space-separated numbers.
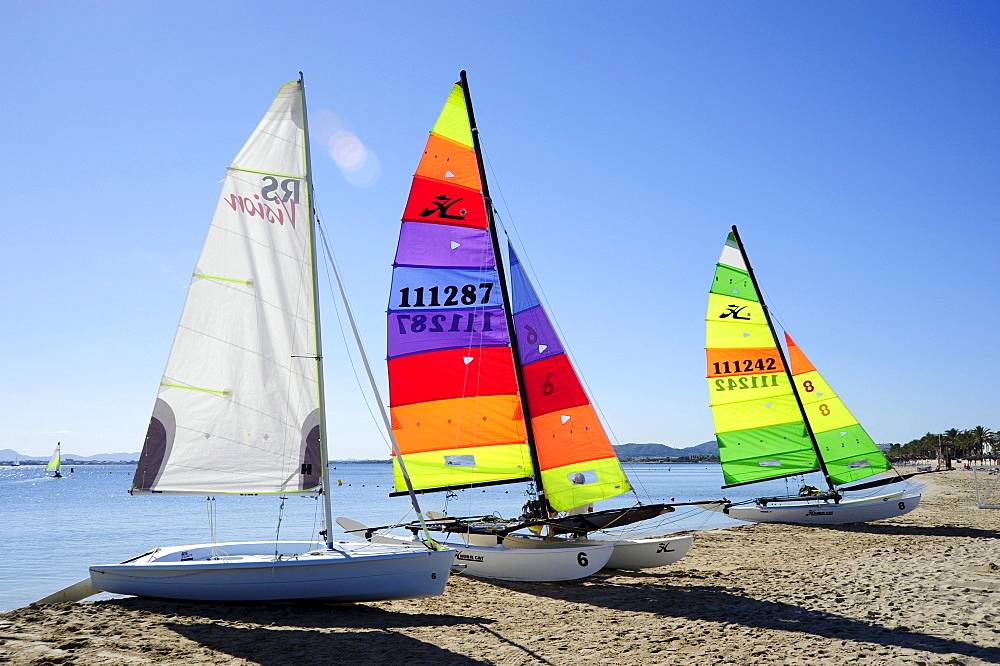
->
430, 84, 473, 148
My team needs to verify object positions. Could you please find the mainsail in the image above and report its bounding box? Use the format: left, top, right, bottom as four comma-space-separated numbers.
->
388, 81, 532, 495
45, 443, 61, 475
132, 81, 323, 495
706, 231, 820, 488
389, 74, 631, 513
785, 333, 890, 485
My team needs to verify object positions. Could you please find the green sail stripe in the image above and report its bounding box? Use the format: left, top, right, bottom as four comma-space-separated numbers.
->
160, 383, 232, 396
791, 360, 889, 486
540, 457, 631, 513
228, 166, 304, 180
710, 264, 759, 301
814, 424, 890, 485
193, 273, 254, 286
717, 423, 818, 486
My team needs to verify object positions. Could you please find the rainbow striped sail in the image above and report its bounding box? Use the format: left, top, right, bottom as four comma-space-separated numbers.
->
389, 75, 630, 513
388, 81, 531, 495
509, 247, 629, 511
706, 231, 820, 487
785, 333, 890, 485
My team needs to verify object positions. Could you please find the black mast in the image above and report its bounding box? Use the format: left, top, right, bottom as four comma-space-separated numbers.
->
729, 225, 837, 493
459, 70, 549, 515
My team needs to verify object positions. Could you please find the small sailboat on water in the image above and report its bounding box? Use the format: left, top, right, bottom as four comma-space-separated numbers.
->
45, 443, 62, 478
706, 226, 921, 524
83, 76, 455, 603
343, 72, 696, 580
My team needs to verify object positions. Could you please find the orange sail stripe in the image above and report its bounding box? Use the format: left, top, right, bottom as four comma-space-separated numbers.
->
531, 404, 617, 471
706, 347, 785, 378
390, 394, 527, 456
415, 133, 481, 190
783, 333, 816, 375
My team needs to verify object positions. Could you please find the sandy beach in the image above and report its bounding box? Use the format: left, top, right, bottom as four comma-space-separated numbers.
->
2, 470, 997, 665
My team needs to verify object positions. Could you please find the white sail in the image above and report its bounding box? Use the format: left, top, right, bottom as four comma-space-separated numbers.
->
132, 82, 322, 495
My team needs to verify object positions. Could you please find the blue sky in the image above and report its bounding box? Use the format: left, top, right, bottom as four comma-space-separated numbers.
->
1, 2, 997, 458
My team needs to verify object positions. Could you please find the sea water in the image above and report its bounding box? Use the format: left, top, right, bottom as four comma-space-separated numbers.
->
0, 462, 820, 612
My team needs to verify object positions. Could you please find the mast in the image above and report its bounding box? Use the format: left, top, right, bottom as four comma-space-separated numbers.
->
729, 225, 836, 492
298, 73, 336, 547
459, 70, 549, 513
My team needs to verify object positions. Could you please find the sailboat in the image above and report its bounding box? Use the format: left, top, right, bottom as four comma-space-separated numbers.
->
85, 76, 455, 603
342, 72, 694, 579
706, 226, 921, 524
45, 443, 62, 478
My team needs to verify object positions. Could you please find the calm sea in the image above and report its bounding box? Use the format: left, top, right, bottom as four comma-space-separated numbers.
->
0, 462, 820, 612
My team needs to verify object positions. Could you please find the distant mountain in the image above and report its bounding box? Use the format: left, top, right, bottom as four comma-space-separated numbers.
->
0, 448, 140, 462
613, 441, 719, 459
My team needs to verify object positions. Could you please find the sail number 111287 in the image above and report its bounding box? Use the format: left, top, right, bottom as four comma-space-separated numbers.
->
397, 283, 494, 308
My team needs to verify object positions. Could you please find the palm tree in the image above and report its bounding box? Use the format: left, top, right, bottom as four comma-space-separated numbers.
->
970, 426, 995, 461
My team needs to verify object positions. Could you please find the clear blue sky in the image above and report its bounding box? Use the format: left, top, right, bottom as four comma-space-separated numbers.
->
1, 2, 996, 458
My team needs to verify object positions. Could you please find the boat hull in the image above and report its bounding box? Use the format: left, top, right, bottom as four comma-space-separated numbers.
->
501, 533, 695, 570
90, 540, 455, 603
727, 493, 922, 525
365, 531, 614, 581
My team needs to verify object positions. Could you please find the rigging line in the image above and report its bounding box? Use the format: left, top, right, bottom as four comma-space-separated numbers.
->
482, 149, 652, 503
311, 207, 394, 454
313, 215, 440, 547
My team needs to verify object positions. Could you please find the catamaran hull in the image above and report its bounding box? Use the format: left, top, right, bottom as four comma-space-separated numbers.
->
364, 531, 614, 582
90, 540, 455, 603
501, 534, 695, 570
726, 493, 922, 525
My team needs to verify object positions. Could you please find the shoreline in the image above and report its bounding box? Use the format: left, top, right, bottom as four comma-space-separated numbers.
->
2, 471, 997, 665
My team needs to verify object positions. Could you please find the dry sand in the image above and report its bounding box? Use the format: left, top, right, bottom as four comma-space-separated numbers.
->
2, 470, 998, 665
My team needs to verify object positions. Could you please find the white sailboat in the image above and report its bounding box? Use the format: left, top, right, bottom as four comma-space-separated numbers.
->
343, 72, 695, 580
86, 76, 455, 603
45, 443, 62, 478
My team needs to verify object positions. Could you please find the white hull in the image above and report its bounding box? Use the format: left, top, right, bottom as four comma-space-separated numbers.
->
726, 492, 922, 525
354, 524, 613, 582
90, 540, 455, 602
501, 533, 695, 570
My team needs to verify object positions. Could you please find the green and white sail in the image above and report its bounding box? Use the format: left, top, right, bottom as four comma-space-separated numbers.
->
45, 443, 61, 475
706, 232, 820, 488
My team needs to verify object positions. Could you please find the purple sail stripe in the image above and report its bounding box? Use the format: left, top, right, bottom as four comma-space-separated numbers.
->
387, 307, 510, 359
512, 305, 564, 365
394, 221, 495, 269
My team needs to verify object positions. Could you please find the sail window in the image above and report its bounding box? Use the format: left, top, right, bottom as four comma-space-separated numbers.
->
758, 460, 782, 467
847, 460, 871, 469
569, 470, 598, 485
444, 455, 476, 467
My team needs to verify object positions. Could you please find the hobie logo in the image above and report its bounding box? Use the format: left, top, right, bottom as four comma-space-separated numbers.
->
225, 176, 301, 228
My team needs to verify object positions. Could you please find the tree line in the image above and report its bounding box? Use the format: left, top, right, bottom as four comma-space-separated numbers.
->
886, 426, 997, 462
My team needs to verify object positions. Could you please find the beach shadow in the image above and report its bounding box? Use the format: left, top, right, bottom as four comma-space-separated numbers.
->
100, 597, 491, 630
167, 622, 490, 665
820, 523, 1000, 539
483, 577, 1000, 664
